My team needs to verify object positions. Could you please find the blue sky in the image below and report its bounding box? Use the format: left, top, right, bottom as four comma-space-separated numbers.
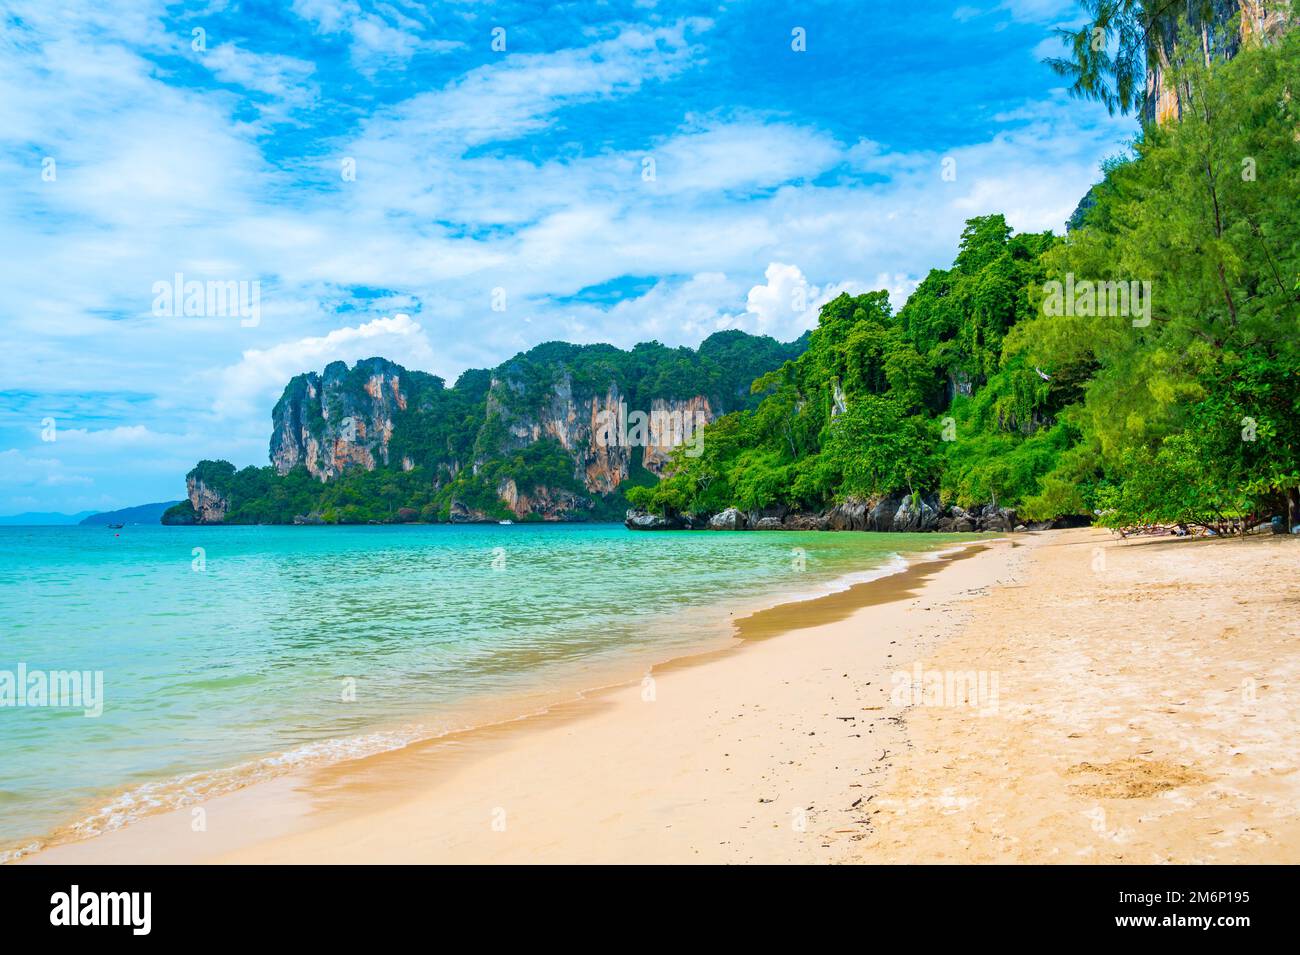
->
0, 0, 1134, 515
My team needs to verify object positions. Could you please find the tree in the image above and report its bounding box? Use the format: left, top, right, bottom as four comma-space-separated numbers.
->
823, 396, 938, 499
1044, 1, 1269, 117
1021, 24, 1300, 528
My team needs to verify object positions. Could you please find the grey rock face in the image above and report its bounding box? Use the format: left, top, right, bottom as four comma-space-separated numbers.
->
826, 498, 869, 530
625, 508, 679, 530
270, 357, 408, 480
187, 476, 228, 524
708, 507, 745, 530
978, 507, 1018, 532
449, 499, 494, 523
783, 513, 829, 530
630, 494, 1051, 535
867, 495, 902, 531
891, 492, 943, 531
744, 506, 788, 529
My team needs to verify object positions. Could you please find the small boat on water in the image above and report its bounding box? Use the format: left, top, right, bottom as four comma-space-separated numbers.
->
107, 523, 124, 529
498, 519, 514, 525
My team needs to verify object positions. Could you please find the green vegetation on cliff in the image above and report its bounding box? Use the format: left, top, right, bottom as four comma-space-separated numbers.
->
629, 217, 1059, 516
632, 27, 1300, 531
167, 331, 804, 524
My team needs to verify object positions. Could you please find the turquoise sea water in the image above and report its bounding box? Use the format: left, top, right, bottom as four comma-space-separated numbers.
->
0, 523, 965, 858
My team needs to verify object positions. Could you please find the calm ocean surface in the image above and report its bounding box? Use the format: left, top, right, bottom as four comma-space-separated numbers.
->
0, 523, 965, 858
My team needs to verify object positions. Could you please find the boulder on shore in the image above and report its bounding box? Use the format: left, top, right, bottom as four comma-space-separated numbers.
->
825, 498, 869, 530
783, 513, 829, 530
625, 508, 680, 530
708, 507, 745, 531
743, 506, 788, 529
977, 507, 1017, 532
867, 495, 902, 531
891, 493, 943, 531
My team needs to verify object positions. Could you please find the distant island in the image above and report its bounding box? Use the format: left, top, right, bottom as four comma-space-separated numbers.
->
0, 502, 181, 526
80, 502, 181, 526
0, 510, 98, 526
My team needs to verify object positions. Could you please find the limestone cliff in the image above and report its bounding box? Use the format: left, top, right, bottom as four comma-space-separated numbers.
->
240, 331, 802, 523
496, 477, 590, 522
481, 368, 633, 494
161, 459, 240, 525
480, 368, 715, 496
640, 395, 713, 474
270, 357, 407, 480
187, 474, 228, 523
1144, 1, 1293, 124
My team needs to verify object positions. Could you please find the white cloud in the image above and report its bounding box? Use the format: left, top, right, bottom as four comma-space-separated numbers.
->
55, 425, 167, 448
352, 19, 710, 149
947, 1, 1082, 27
293, 0, 362, 35
646, 121, 843, 196
203, 43, 319, 111
212, 315, 442, 420
0, 449, 91, 489
724, 263, 868, 340
291, 0, 461, 71
556, 272, 746, 348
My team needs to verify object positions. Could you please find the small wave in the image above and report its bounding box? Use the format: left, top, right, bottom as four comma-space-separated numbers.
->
0, 842, 41, 865
2, 725, 439, 863
746, 554, 911, 612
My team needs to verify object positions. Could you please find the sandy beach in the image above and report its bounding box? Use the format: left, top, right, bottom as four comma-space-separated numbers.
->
24, 526, 1299, 865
